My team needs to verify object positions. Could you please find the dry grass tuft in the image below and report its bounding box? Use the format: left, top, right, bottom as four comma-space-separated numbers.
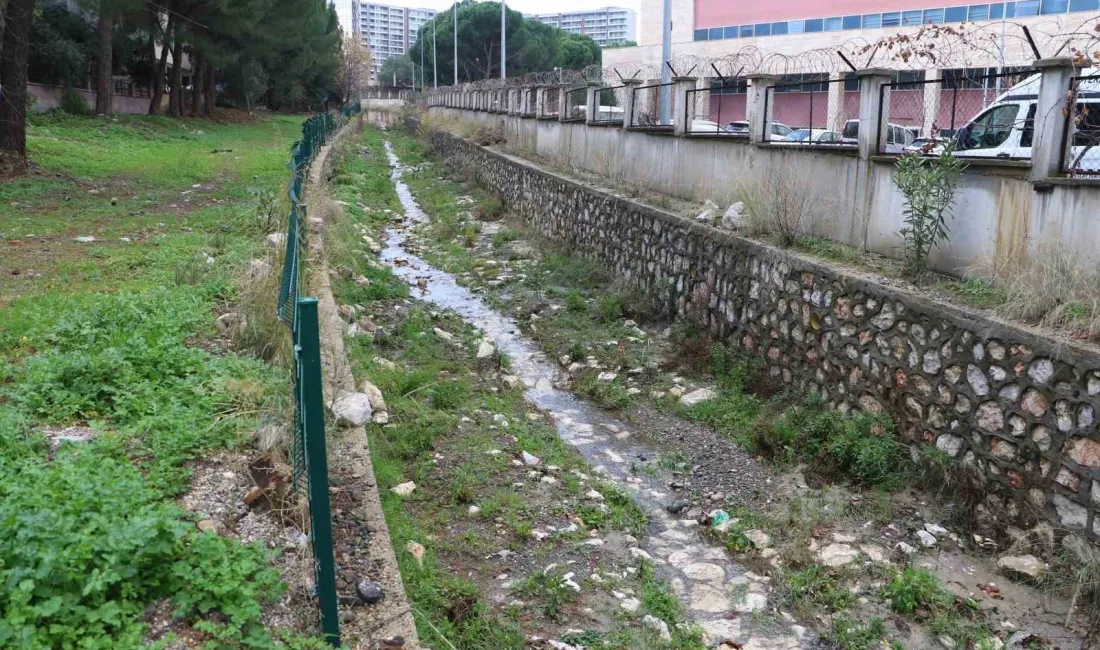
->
980, 238, 1100, 339
735, 159, 820, 246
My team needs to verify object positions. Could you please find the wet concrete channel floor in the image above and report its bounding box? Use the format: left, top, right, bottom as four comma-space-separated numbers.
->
379, 140, 806, 648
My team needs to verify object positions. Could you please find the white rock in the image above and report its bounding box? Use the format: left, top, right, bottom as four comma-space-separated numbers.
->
215, 312, 247, 337
745, 529, 771, 549
597, 372, 617, 383
585, 489, 605, 501
997, 554, 1047, 581
433, 327, 455, 342
373, 356, 397, 371
73, 236, 97, 243
679, 388, 718, 407
721, 201, 745, 230
642, 615, 672, 642
265, 232, 287, 247
247, 259, 272, 278
896, 542, 917, 555
476, 339, 496, 359
916, 530, 938, 547
391, 481, 416, 496
818, 543, 860, 567
924, 523, 949, 538
468, 505, 481, 516
522, 451, 541, 466
620, 597, 642, 612
330, 392, 372, 427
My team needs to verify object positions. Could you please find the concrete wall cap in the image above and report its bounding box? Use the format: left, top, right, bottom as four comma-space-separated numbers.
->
855, 68, 895, 78
1032, 57, 1091, 69
671, 76, 697, 82
621, 78, 644, 85
747, 73, 777, 81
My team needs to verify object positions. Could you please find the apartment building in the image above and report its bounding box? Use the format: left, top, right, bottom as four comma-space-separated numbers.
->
526, 7, 637, 47
351, 2, 437, 83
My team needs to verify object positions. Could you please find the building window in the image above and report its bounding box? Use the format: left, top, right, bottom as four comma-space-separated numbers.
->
710, 79, 747, 94
893, 70, 926, 90
923, 8, 945, 22
902, 10, 923, 24
755, 22, 771, 36
709, 27, 723, 39
944, 5, 968, 20
1040, 0, 1069, 11
776, 73, 829, 93
844, 72, 859, 91
772, 21, 789, 34
694, 28, 708, 41
842, 15, 861, 29
862, 13, 882, 27
788, 20, 805, 33
1070, 0, 1099, 10
824, 16, 843, 30
740, 24, 754, 37
1015, 0, 1039, 13
882, 12, 901, 25
805, 18, 823, 32
968, 4, 990, 19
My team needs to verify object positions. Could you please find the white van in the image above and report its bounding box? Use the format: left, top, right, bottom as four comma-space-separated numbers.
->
937, 70, 1099, 170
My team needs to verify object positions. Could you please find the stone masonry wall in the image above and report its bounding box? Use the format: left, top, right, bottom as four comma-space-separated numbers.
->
426, 127, 1100, 543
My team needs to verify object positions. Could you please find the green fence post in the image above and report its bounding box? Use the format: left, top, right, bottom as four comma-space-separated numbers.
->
296, 298, 341, 646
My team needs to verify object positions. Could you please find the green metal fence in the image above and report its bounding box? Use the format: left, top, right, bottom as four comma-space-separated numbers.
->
279, 102, 360, 647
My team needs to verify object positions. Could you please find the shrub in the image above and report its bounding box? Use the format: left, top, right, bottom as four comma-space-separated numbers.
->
60, 86, 89, 116
893, 145, 965, 277
595, 294, 622, 323
736, 159, 818, 246
823, 616, 887, 650
565, 290, 587, 313
881, 568, 953, 616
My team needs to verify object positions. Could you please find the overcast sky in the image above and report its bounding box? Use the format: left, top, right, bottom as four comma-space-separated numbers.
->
360, 0, 643, 15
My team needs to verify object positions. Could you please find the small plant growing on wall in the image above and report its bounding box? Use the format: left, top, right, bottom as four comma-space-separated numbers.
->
893, 144, 966, 277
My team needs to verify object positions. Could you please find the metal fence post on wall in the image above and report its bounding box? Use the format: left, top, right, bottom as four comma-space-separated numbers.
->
1031, 57, 1086, 182
855, 68, 894, 160
295, 297, 341, 646
672, 76, 697, 137
747, 73, 777, 145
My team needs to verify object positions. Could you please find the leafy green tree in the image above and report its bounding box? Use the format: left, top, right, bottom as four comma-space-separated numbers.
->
407, 0, 600, 85
379, 53, 413, 87
28, 3, 96, 87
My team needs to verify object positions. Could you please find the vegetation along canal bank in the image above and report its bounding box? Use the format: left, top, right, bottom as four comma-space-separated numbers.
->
316, 118, 1100, 650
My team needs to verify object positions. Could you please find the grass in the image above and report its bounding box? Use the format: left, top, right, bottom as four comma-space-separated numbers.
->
0, 113, 324, 647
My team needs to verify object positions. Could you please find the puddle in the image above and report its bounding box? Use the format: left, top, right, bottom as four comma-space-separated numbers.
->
379, 140, 803, 647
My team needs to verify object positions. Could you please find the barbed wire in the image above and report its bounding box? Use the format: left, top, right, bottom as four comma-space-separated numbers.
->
432, 16, 1099, 93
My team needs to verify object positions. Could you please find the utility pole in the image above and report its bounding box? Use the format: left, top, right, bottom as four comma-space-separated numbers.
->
453, 2, 459, 85
660, 0, 672, 124
420, 25, 425, 91
433, 16, 438, 88
501, 0, 506, 79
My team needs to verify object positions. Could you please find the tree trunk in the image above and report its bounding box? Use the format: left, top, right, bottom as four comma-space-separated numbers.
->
203, 61, 215, 114
168, 34, 183, 117
95, 9, 113, 115
0, 0, 36, 163
189, 52, 202, 115
149, 14, 173, 114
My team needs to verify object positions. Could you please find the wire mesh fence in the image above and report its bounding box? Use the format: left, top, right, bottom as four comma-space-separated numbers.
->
563, 86, 587, 121
685, 79, 749, 136
1063, 75, 1100, 177
877, 68, 1035, 156
630, 82, 674, 128
544, 87, 560, 118
524, 87, 537, 116
592, 85, 626, 124
281, 105, 358, 647
762, 75, 858, 146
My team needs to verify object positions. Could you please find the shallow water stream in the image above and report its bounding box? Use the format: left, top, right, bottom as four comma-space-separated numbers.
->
379, 140, 804, 648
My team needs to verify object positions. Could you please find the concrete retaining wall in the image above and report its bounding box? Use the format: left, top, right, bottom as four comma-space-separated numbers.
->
426, 126, 1100, 543
29, 83, 154, 114
426, 106, 1100, 280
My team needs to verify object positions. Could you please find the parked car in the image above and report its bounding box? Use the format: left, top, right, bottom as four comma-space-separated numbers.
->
840, 119, 917, 153
781, 128, 843, 144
